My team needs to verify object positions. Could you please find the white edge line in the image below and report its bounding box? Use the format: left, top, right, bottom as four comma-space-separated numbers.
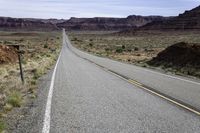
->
137, 66, 200, 85
42, 49, 62, 133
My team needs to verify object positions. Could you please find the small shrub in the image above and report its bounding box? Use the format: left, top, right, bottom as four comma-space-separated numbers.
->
7, 91, 23, 107
0, 120, 6, 132
19, 38, 24, 42
141, 64, 148, 68
30, 80, 37, 85
122, 45, 125, 49
73, 37, 78, 41
187, 68, 196, 76
33, 69, 42, 80
127, 49, 132, 52
3, 41, 12, 44
105, 48, 110, 51
115, 48, 123, 53
134, 47, 139, 51
31, 69, 38, 79
43, 44, 48, 48
46, 53, 51, 57
89, 43, 93, 47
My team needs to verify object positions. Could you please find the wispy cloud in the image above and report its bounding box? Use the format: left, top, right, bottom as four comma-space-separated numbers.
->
0, 0, 199, 19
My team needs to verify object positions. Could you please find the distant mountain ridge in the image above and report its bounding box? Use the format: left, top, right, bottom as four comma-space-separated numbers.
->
0, 15, 167, 31
22, 18, 66, 24
0, 17, 63, 31
57, 16, 167, 31
140, 5, 200, 30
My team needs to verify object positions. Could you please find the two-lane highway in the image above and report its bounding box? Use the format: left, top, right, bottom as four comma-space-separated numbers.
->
42, 30, 200, 133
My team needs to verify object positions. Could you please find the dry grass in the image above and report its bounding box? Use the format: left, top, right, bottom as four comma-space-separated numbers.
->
7, 91, 23, 107
0, 31, 61, 131
0, 120, 6, 133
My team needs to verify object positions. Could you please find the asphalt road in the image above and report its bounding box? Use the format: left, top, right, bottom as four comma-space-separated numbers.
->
38, 30, 200, 133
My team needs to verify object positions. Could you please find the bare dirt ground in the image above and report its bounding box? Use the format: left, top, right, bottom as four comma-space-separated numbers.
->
0, 31, 61, 132
69, 31, 200, 79
0, 45, 18, 64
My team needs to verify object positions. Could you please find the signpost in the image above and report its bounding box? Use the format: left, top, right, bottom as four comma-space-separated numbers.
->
17, 46, 25, 84
7, 44, 25, 84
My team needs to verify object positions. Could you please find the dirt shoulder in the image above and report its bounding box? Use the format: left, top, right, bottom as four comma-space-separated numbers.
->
0, 31, 61, 132
6, 68, 54, 133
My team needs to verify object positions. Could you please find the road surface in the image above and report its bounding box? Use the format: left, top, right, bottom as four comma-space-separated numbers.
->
38, 30, 200, 133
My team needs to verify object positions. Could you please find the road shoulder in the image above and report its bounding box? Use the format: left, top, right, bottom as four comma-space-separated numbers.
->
6, 69, 53, 133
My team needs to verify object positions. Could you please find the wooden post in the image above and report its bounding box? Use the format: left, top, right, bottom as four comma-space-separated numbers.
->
17, 46, 25, 84
7, 44, 25, 84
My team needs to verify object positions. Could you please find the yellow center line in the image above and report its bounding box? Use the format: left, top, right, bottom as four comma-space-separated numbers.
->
107, 69, 200, 116
138, 85, 200, 116
128, 79, 143, 86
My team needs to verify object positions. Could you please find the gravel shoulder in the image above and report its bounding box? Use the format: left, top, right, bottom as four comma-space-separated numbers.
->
6, 69, 53, 133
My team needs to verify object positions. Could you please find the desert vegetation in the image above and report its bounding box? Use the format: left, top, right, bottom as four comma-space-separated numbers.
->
0, 31, 61, 132
69, 31, 200, 79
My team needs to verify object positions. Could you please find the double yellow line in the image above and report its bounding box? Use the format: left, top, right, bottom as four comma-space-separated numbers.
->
107, 70, 200, 116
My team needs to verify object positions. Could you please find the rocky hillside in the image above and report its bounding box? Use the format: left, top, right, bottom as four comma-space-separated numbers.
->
126, 15, 168, 27
23, 18, 66, 24
148, 42, 200, 77
0, 17, 60, 31
140, 5, 200, 30
149, 42, 200, 67
57, 16, 166, 31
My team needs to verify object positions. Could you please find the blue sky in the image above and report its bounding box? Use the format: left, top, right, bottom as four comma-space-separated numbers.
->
0, 0, 199, 19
